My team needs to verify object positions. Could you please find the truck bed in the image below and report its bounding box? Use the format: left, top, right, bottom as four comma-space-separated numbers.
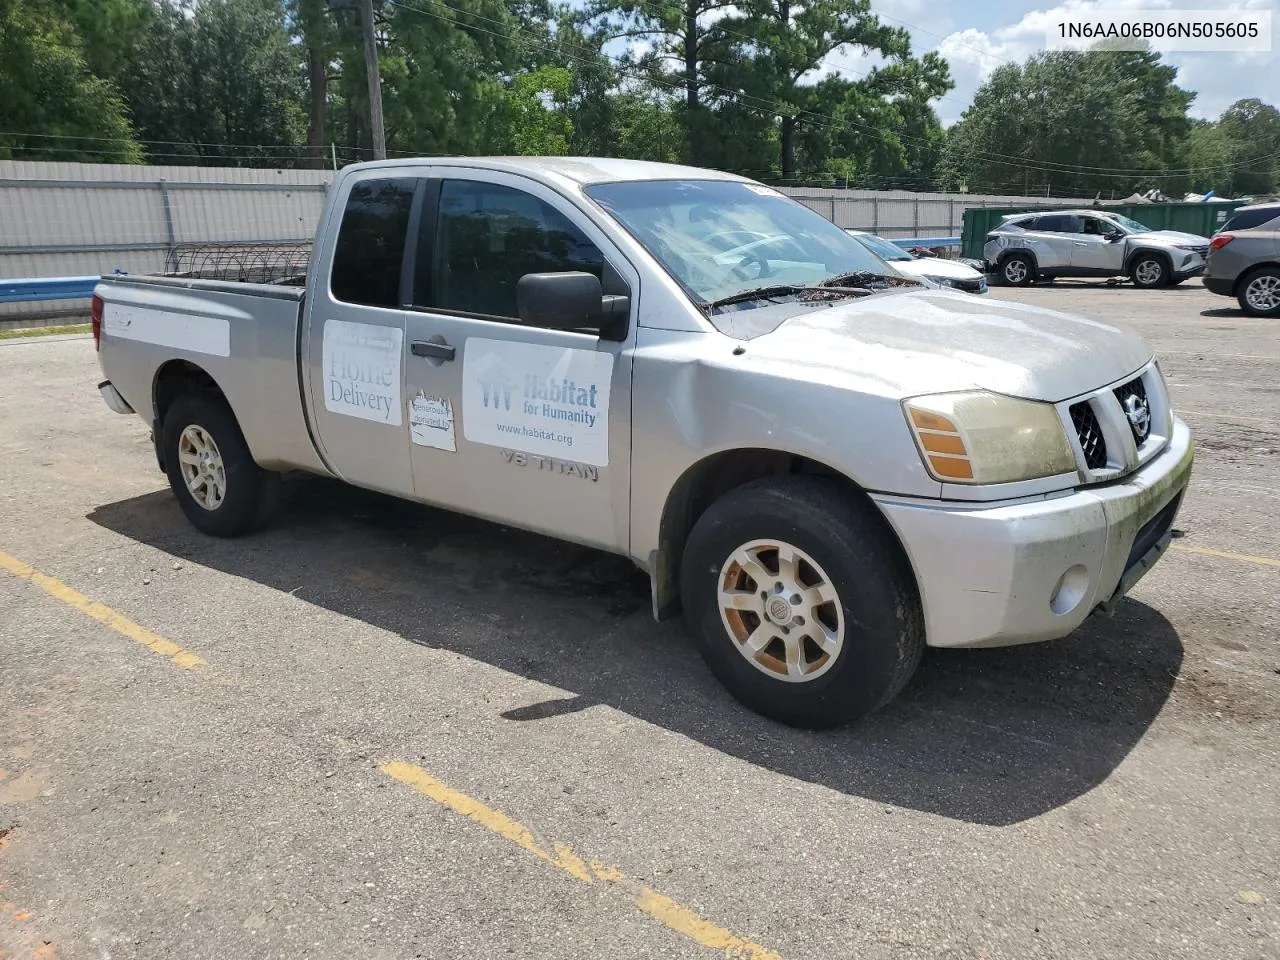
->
95, 273, 326, 475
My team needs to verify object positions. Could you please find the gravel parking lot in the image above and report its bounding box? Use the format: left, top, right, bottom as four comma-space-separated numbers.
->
1, 281, 1277, 960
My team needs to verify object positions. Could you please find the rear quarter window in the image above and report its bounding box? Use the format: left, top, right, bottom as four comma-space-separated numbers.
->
1221, 208, 1280, 232
330, 178, 418, 307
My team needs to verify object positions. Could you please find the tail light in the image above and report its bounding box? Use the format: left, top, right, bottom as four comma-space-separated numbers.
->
91, 294, 103, 350
1209, 234, 1234, 251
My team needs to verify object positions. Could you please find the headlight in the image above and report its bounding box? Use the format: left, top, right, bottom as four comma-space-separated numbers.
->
925, 276, 960, 288
903, 391, 1077, 484
1173, 244, 1202, 252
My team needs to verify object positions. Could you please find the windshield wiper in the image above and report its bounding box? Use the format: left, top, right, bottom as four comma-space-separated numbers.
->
820, 270, 912, 287
705, 274, 906, 312
705, 284, 808, 309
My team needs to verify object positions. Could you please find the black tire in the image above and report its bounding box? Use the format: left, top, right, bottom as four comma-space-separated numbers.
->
1129, 253, 1170, 288
162, 392, 280, 537
1236, 266, 1280, 317
1000, 253, 1035, 287
680, 476, 924, 728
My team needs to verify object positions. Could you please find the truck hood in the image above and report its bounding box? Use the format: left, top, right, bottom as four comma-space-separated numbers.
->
746, 288, 1153, 402
1131, 229, 1208, 246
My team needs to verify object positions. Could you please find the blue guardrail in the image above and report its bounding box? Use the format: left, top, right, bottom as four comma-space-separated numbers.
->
0, 276, 101, 304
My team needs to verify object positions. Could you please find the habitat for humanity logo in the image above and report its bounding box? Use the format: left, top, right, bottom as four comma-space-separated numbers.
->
474, 373, 601, 427
480, 377, 513, 411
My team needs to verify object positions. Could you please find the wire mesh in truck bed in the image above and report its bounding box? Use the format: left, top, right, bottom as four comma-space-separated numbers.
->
167, 241, 312, 285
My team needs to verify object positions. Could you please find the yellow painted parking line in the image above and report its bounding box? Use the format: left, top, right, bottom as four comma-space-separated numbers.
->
380, 760, 783, 960
1170, 544, 1280, 569
0, 550, 206, 669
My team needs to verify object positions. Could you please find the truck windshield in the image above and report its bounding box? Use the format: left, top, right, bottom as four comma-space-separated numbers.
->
584, 180, 891, 306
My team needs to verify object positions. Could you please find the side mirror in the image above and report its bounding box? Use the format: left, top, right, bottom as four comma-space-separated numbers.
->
516, 272, 629, 340
1108, 233, 1123, 242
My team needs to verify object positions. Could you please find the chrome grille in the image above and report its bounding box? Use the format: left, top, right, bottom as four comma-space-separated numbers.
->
1070, 401, 1108, 469
1188, 245, 1208, 257
1113, 376, 1151, 445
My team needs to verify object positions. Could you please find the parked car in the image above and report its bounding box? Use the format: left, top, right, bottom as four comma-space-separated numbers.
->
983, 210, 1210, 288
1203, 202, 1280, 317
93, 157, 1192, 728
845, 230, 987, 293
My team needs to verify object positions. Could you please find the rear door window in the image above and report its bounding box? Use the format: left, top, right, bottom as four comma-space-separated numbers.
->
1032, 214, 1081, 233
330, 178, 418, 307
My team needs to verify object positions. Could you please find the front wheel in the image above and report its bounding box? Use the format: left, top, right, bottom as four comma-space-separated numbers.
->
162, 393, 280, 537
1238, 267, 1280, 317
680, 477, 924, 728
1130, 254, 1169, 288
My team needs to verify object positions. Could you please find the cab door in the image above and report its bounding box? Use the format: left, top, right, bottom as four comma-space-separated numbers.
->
302, 172, 422, 497
399, 172, 639, 552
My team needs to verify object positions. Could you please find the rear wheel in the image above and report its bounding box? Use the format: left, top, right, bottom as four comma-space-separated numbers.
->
162, 393, 279, 537
1001, 253, 1034, 287
1130, 254, 1169, 288
1237, 267, 1280, 317
680, 476, 924, 728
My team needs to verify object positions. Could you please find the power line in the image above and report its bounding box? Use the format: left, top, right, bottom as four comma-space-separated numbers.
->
0, 129, 363, 154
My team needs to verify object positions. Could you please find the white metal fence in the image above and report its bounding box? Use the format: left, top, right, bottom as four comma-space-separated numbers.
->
0, 160, 1090, 321
0, 161, 329, 319
780, 187, 1090, 239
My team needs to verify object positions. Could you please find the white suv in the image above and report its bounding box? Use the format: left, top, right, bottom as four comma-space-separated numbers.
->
983, 210, 1209, 288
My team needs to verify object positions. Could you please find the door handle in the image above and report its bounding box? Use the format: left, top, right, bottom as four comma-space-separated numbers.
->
411, 340, 456, 362
1073, 241, 1087, 246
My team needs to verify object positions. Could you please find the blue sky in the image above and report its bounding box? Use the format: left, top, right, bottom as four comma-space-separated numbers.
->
830, 0, 1278, 126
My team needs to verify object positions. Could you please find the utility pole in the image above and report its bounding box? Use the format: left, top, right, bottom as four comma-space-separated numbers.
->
359, 0, 386, 160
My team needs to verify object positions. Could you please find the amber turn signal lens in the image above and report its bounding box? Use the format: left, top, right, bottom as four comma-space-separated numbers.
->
927, 455, 974, 479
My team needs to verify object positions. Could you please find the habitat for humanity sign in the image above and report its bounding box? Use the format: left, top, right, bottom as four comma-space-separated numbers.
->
323, 318, 403, 426
463, 338, 613, 466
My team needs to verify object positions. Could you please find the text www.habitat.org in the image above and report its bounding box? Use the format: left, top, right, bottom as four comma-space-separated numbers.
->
496, 423, 574, 447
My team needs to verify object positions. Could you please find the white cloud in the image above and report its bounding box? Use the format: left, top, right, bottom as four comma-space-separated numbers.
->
924, 0, 1275, 125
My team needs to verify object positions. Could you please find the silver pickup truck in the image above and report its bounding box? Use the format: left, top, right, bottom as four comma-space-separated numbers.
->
94, 157, 1193, 728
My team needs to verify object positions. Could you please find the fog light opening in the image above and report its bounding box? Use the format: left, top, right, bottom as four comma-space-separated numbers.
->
1050, 564, 1089, 616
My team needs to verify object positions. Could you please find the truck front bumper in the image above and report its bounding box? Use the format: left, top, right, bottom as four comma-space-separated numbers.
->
872, 419, 1193, 648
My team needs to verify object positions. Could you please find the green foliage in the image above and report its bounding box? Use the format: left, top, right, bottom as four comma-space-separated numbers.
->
1216, 98, 1280, 196
0, 0, 1272, 203
1186, 120, 1234, 194
506, 66, 574, 154
0, 0, 142, 161
940, 50, 1196, 197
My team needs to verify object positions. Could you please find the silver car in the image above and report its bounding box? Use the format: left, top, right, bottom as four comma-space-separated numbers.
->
983, 209, 1209, 288
845, 230, 988, 293
1203, 202, 1280, 316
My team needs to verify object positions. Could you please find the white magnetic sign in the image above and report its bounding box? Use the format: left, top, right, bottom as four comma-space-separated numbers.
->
322, 318, 403, 426
462, 338, 613, 467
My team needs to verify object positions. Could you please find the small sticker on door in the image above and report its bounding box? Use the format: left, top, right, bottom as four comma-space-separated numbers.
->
409, 392, 456, 452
